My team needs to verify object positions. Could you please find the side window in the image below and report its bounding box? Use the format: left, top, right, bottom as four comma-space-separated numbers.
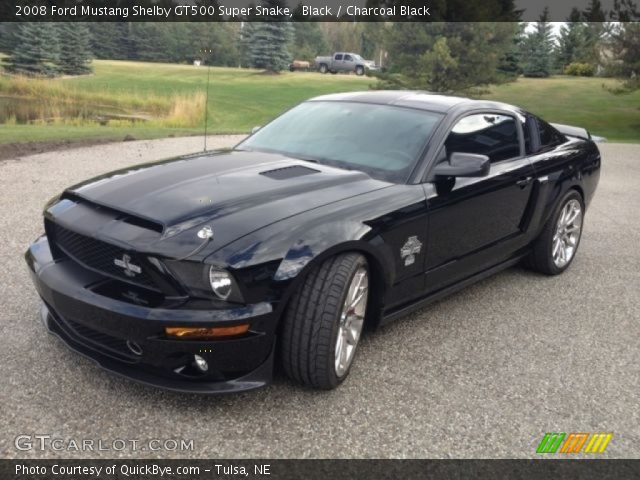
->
535, 117, 565, 151
344, 54, 353, 61
334, 54, 343, 61
444, 113, 520, 163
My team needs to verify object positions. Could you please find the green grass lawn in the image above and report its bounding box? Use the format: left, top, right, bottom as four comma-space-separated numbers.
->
477, 76, 640, 142
1, 60, 638, 144
0, 60, 371, 145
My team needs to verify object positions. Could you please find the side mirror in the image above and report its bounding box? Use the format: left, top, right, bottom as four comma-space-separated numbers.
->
251, 126, 261, 135
432, 152, 490, 178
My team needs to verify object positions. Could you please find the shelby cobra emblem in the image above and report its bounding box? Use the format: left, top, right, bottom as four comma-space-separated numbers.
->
401, 236, 423, 266
113, 254, 141, 277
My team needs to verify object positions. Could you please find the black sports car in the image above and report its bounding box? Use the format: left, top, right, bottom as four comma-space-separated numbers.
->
25, 91, 601, 393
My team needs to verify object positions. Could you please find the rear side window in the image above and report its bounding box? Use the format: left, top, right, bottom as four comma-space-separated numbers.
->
536, 117, 565, 150
524, 115, 565, 154
444, 113, 521, 163
334, 54, 343, 61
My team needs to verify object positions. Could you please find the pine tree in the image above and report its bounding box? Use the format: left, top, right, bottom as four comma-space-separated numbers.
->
247, 0, 293, 73
0, 23, 20, 54
580, 0, 608, 67
521, 8, 554, 78
57, 23, 93, 75
90, 24, 124, 60
498, 22, 526, 79
289, 21, 327, 62
555, 10, 587, 71
4, 22, 60, 76
380, 23, 517, 92
608, 4, 640, 91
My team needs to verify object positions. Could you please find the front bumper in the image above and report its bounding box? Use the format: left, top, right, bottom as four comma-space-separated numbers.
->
25, 235, 277, 394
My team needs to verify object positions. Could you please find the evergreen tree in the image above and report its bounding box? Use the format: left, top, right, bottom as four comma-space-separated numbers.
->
57, 23, 93, 75
580, 0, 608, 67
381, 22, 517, 92
521, 8, 554, 78
608, 3, 640, 91
247, 0, 293, 73
4, 22, 59, 76
0, 23, 20, 54
555, 10, 587, 71
497, 22, 526, 79
90, 24, 124, 60
239, 21, 255, 68
289, 21, 327, 62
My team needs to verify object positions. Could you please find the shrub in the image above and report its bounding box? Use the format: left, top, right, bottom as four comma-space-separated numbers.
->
564, 62, 596, 77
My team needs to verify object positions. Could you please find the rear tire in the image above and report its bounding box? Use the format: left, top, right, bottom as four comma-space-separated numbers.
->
527, 190, 584, 275
319, 64, 328, 74
280, 253, 369, 389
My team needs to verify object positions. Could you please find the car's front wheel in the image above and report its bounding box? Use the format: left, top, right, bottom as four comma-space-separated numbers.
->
280, 253, 369, 389
528, 190, 584, 275
355, 66, 365, 76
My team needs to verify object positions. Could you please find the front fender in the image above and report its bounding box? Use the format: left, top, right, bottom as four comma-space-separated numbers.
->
208, 217, 397, 305
273, 220, 395, 284
207, 184, 426, 312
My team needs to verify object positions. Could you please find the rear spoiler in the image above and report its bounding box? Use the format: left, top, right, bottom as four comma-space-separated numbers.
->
551, 123, 607, 143
551, 123, 590, 140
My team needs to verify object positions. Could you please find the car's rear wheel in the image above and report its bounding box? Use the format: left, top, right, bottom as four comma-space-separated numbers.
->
319, 64, 328, 74
528, 190, 584, 275
280, 253, 369, 389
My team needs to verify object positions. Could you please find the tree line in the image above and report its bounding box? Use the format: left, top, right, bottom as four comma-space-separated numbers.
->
0, 0, 637, 91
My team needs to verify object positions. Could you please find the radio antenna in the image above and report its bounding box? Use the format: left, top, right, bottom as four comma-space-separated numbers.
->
203, 54, 211, 152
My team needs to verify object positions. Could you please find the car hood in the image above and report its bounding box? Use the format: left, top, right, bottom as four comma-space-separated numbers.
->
65, 150, 391, 252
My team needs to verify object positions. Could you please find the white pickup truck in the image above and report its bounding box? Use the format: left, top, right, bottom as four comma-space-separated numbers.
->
314, 52, 377, 75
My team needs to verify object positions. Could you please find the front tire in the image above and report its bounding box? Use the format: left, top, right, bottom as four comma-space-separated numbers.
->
355, 66, 365, 76
280, 253, 369, 389
528, 190, 584, 275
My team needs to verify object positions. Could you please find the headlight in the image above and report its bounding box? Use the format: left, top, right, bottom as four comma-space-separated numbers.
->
209, 267, 233, 300
164, 260, 244, 303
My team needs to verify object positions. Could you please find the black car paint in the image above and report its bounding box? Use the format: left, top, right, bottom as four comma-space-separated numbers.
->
25, 91, 601, 393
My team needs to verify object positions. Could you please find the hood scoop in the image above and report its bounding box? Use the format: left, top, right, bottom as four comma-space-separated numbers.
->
260, 165, 320, 180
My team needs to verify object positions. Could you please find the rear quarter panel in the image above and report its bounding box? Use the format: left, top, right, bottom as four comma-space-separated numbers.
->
527, 137, 601, 237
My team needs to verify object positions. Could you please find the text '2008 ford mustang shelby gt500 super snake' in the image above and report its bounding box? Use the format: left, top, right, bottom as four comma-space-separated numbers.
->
26, 91, 600, 393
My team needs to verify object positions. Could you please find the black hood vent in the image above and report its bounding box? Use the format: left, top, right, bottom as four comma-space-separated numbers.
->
260, 165, 320, 180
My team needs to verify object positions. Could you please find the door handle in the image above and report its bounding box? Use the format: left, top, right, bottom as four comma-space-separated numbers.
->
516, 177, 533, 188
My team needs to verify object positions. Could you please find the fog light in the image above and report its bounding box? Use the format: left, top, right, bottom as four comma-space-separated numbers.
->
193, 354, 208, 372
165, 324, 250, 339
126, 340, 143, 356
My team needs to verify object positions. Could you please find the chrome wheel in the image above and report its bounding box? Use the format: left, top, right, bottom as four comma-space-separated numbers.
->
552, 199, 583, 268
334, 266, 368, 377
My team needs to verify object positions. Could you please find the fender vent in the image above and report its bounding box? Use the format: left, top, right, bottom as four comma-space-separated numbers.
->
260, 165, 319, 180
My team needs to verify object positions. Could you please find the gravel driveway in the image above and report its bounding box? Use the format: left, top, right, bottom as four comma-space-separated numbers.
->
0, 138, 638, 459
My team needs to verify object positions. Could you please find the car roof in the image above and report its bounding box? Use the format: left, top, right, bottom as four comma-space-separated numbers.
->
308, 90, 518, 114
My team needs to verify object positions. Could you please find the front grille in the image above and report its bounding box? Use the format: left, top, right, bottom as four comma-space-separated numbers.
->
51, 222, 158, 290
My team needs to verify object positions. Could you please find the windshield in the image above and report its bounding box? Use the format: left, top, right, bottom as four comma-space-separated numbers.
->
237, 101, 443, 183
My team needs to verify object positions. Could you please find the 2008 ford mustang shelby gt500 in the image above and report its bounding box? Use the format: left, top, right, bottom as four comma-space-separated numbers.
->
26, 91, 600, 393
